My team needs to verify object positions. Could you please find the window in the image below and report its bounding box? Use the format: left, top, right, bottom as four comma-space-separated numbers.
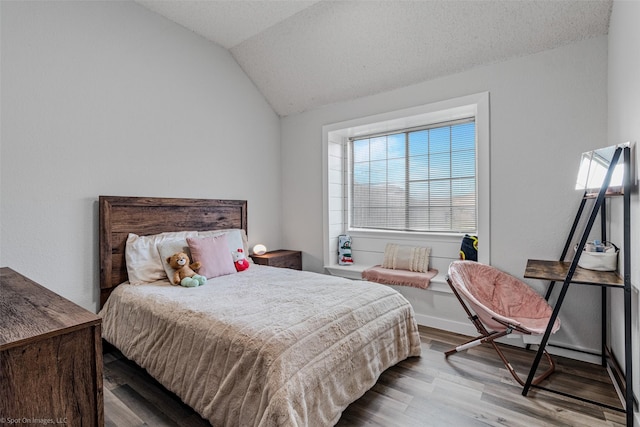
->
322, 92, 490, 272
349, 118, 476, 233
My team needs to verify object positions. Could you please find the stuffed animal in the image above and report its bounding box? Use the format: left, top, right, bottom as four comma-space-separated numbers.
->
232, 248, 250, 272
166, 252, 206, 287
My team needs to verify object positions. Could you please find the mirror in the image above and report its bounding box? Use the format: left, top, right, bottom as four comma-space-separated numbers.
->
575, 143, 628, 195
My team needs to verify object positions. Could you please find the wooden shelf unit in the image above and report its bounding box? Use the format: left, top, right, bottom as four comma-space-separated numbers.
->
521, 145, 634, 426
524, 260, 624, 287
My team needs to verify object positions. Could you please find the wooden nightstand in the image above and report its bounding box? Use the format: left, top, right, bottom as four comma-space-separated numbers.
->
250, 250, 302, 270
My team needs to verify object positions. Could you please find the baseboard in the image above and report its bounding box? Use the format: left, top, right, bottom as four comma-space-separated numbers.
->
544, 344, 601, 364
414, 313, 601, 364
414, 313, 476, 336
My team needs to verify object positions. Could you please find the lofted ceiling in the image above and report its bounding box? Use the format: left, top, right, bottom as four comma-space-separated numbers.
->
136, 0, 612, 117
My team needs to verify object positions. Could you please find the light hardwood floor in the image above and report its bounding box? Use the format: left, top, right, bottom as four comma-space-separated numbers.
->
103, 326, 626, 426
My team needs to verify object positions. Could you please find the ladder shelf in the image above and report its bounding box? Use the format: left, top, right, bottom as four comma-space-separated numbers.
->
521, 144, 634, 426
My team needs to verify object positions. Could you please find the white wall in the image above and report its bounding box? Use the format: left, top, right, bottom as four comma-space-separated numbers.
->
0, 0, 619, 359
0, 1, 282, 312
607, 0, 640, 419
281, 37, 609, 353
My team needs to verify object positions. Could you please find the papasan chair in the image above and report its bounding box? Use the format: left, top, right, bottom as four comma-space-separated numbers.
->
445, 260, 561, 386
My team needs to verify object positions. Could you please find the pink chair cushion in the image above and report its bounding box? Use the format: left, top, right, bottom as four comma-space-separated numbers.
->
447, 261, 560, 335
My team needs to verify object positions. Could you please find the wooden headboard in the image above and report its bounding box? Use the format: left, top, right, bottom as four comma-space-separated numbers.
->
99, 196, 248, 308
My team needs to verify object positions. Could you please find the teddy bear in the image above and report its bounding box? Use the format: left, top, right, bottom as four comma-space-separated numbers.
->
166, 252, 206, 287
232, 248, 250, 272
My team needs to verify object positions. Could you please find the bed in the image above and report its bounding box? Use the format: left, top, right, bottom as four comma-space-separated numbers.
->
98, 196, 421, 426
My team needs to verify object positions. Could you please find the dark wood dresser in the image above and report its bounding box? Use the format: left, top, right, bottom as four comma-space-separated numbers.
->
0, 267, 103, 426
250, 250, 302, 270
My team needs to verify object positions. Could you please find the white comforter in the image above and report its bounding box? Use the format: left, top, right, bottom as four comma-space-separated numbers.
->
99, 265, 421, 426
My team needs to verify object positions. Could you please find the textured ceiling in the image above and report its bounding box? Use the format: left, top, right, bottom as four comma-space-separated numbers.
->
136, 0, 612, 117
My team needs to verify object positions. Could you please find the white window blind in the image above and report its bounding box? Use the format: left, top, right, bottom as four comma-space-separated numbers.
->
349, 118, 476, 233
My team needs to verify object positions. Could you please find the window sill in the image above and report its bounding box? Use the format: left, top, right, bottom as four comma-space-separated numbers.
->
324, 264, 452, 294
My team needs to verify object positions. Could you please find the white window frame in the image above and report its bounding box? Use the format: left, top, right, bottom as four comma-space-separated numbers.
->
322, 92, 490, 274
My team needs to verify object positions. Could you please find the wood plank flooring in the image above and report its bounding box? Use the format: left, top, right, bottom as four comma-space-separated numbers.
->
103, 326, 626, 426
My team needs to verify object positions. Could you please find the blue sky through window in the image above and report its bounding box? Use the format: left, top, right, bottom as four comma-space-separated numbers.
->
351, 120, 476, 232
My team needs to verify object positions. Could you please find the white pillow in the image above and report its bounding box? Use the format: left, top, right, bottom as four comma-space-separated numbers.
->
382, 243, 431, 273
157, 238, 194, 284
125, 231, 198, 285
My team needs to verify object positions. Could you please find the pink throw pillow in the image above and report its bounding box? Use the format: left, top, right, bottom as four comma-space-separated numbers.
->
187, 234, 236, 279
